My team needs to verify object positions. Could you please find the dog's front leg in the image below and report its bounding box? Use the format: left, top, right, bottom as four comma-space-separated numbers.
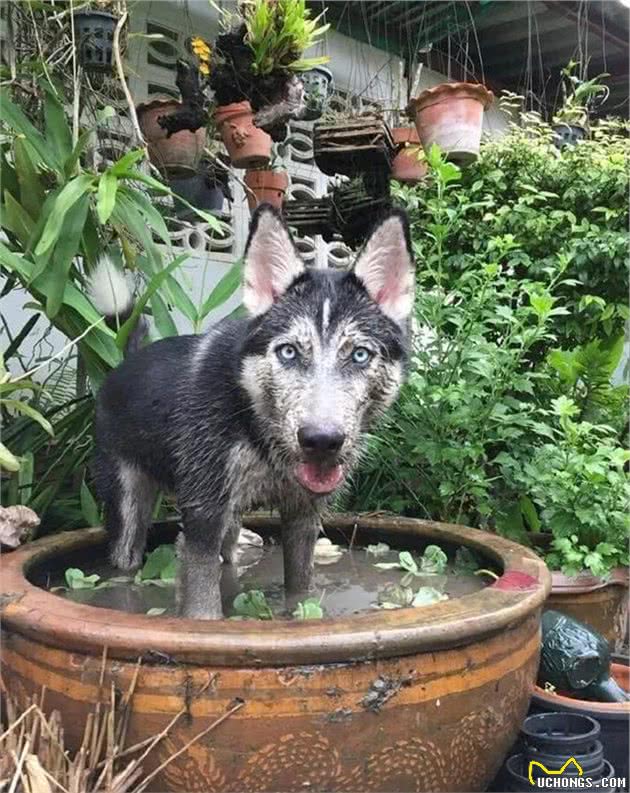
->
177, 508, 227, 620
281, 508, 321, 596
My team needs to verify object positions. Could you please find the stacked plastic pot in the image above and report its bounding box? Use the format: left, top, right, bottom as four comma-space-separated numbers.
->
503, 713, 619, 792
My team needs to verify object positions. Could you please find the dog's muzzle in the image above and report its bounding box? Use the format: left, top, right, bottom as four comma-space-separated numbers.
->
295, 423, 346, 494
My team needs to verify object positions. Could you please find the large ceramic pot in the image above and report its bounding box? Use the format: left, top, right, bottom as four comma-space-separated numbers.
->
244, 169, 289, 212
391, 127, 428, 183
214, 101, 271, 169
408, 82, 493, 165
0, 515, 550, 793
137, 99, 206, 177
547, 568, 629, 651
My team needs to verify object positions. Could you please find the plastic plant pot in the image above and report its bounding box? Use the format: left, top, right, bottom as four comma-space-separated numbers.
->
301, 66, 334, 121
73, 10, 116, 73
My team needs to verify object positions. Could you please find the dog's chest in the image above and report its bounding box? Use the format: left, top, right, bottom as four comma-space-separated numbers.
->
225, 441, 291, 511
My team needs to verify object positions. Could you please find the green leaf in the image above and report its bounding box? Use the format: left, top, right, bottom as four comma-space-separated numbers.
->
419, 545, 448, 574
140, 544, 177, 581
65, 567, 101, 589
96, 171, 118, 224
519, 496, 541, 532
34, 174, 94, 257
232, 590, 274, 620
119, 185, 170, 247
45, 193, 90, 318
200, 259, 243, 319
109, 149, 146, 176
151, 291, 178, 339
64, 129, 92, 177
0, 90, 61, 173
2, 191, 34, 246
0, 441, 21, 472
412, 587, 448, 607
1, 399, 53, 435
80, 479, 101, 526
13, 138, 45, 219
292, 597, 324, 620
43, 82, 73, 164
115, 254, 188, 350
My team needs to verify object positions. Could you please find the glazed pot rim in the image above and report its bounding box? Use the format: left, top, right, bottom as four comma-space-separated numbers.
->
409, 81, 494, 114
0, 513, 550, 667
550, 567, 629, 594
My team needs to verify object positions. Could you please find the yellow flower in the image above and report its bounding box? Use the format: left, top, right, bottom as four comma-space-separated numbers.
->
199, 62, 210, 75
191, 36, 211, 61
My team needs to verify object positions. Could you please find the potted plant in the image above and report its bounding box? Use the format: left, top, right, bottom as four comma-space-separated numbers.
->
314, 110, 396, 177
391, 126, 428, 184
209, 0, 330, 146
330, 174, 391, 248
137, 59, 210, 176
170, 153, 232, 220
283, 194, 334, 239
407, 82, 493, 165
244, 143, 291, 212
552, 62, 609, 148
72, 0, 124, 73
137, 97, 207, 176
498, 396, 629, 648
300, 65, 334, 121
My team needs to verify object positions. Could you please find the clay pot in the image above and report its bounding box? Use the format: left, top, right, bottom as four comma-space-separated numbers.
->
137, 99, 206, 177
244, 169, 289, 212
391, 127, 428, 183
546, 567, 629, 650
214, 101, 271, 169
408, 82, 493, 165
0, 514, 550, 793
530, 663, 630, 784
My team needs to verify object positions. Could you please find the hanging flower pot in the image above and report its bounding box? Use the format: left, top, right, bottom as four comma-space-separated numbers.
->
137, 99, 206, 177
214, 101, 271, 169
170, 175, 225, 220
391, 127, 428, 184
244, 169, 289, 213
408, 82, 493, 165
73, 10, 117, 73
314, 114, 396, 177
300, 66, 334, 121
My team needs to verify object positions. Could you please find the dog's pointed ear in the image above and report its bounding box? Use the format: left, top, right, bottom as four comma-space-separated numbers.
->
354, 211, 415, 325
243, 205, 305, 316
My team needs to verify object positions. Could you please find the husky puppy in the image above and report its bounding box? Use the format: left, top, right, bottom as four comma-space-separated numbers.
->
92, 205, 414, 619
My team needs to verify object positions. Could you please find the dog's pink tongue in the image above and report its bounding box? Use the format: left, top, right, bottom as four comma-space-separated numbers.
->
296, 463, 344, 494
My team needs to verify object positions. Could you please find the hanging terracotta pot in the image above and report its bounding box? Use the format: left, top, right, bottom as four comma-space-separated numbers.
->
408, 82, 493, 165
136, 99, 206, 177
244, 169, 288, 212
214, 101, 271, 169
391, 127, 428, 183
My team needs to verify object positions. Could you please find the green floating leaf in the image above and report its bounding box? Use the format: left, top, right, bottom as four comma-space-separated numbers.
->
293, 597, 323, 620
146, 607, 167, 616
140, 544, 178, 581
366, 542, 391, 557
232, 589, 274, 620
412, 587, 449, 607
65, 567, 101, 590
419, 545, 448, 575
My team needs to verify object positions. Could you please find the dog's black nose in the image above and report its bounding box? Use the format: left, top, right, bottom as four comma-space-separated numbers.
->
298, 425, 345, 456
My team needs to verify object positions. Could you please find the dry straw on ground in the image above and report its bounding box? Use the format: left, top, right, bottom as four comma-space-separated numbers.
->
0, 653, 244, 793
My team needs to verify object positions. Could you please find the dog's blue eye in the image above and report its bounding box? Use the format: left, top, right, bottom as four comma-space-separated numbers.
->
351, 347, 372, 365
277, 344, 297, 362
